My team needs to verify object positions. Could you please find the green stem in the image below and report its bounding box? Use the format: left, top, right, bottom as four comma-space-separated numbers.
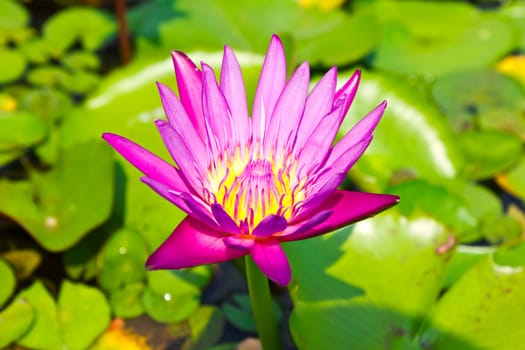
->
245, 255, 283, 350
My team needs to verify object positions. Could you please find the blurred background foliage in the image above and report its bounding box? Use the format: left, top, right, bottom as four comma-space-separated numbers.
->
0, 0, 525, 349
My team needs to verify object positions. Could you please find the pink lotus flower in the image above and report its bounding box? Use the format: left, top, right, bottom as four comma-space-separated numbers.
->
103, 35, 398, 286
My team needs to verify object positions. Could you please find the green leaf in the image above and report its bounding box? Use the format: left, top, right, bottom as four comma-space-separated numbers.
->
497, 155, 525, 201
442, 245, 494, 288
0, 258, 16, 306
0, 49, 26, 83
0, 0, 29, 45
62, 50, 100, 70
98, 228, 148, 293
63, 229, 107, 280
0, 141, 114, 251
431, 70, 525, 135
458, 130, 522, 180
338, 70, 464, 191
43, 7, 116, 54
141, 286, 200, 324
421, 257, 525, 349
18, 88, 72, 123
288, 213, 451, 349
16, 281, 61, 350
0, 299, 34, 348
0, 111, 47, 165
61, 70, 100, 94
370, 2, 516, 76
58, 281, 111, 350
108, 283, 145, 319
500, 1, 525, 51
27, 66, 69, 88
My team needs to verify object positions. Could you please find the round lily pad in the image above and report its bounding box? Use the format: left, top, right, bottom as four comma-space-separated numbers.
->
98, 228, 148, 293
108, 283, 145, 318
0, 111, 47, 153
458, 129, 522, 180
0, 49, 26, 83
27, 66, 69, 88
0, 0, 29, 46
62, 50, 100, 70
61, 70, 100, 94
19, 88, 72, 123
432, 70, 525, 134
141, 286, 200, 324
43, 7, 116, 54
497, 155, 525, 201
370, 2, 516, 76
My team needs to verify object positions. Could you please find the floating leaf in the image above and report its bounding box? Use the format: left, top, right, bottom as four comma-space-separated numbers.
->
16, 281, 61, 350
108, 283, 145, 319
58, 281, 111, 350
18, 38, 49, 64
63, 229, 108, 280
61, 70, 100, 94
338, 70, 464, 191
0, 299, 34, 348
62, 50, 100, 70
288, 214, 450, 349
0, 0, 29, 45
187, 306, 225, 350
141, 286, 200, 324
494, 241, 525, 267
0, 141, 114, 251
458, 129, 522, 180
27, 66, 69, 88
442, 245, 493, 288
420, 257, 525, 349
0, 258, 16, 306
497, 155, 525, 201
370, 2, 516, 76
18, 88, 72, 123
43, 7, 116, 54
98, 228, 148, 293
0, 49, 26, 83
431, 70, 525, 135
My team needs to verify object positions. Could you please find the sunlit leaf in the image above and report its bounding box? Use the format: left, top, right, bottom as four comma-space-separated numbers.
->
0, 258, 16, 306
16, 281, 61, 350
108, 283, 145, 319
43, 7, 116, 54
58, 281, 111, 350
0, 49, 26, 83
420, 257, 525, 349
0, 299, 34, 348
1, 249, 42, 281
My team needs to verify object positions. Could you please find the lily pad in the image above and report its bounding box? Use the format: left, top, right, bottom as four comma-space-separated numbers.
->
497, 155, 525, 201
19, 38, 50, 64
58, 281, 111, 350
27, 66, 69, 88
0, 0, 29, 45
431, 70, 525, 135
338, 70, 464, 191
458, 129, 522, 180
0, 141, 114, 251
62, 50, 100, 70
0, 111, 47, 165
370, 2, 516, 76
108, 283, 145, 318
63, 229, 108, 280
0, 299, 34, 348
420, 257, 525, 349
61, 70, 100, 94
499, 1, 525, 51
187, 306, 225, 350
98, 228, 148, 293
16, 281, 61, 350
0, 49, 26, 83
141, 286, 200, 324
0, 258, 16, 306
288, 213, 451, 349
18, 88, 72, 123
43, 7, 116, 55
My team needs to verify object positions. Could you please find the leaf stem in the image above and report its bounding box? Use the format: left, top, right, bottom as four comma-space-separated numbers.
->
245, 255, 283, 350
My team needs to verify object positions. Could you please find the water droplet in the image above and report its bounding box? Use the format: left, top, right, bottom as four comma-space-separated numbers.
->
163, 293, 172, 301
44, 216, 58, 229
119, 246, 127, 255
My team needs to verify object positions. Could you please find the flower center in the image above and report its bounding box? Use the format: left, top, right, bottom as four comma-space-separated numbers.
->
206, 149, 306, 233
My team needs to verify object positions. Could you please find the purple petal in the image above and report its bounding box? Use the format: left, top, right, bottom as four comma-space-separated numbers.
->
292, 67, 337, 154
156, 82, 207, 163
141, 176, 192, 213
280, 209, 332, 237
202, 63, 232, 149
171, 51, 206, 141
264, 62, 310, 156
146, 216, 247, 270
252, 35, 286, 144
250, 239, 291, 286
220, 46, 249, 147
211, 204, 240, 234
281, 190, 399, 242
329, 100, 386, 163
252, 215, 288, 238
334, 70, 361, 118
102, 133, 187, 192
155, 119, 205, 189
224, 236, 254, 250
